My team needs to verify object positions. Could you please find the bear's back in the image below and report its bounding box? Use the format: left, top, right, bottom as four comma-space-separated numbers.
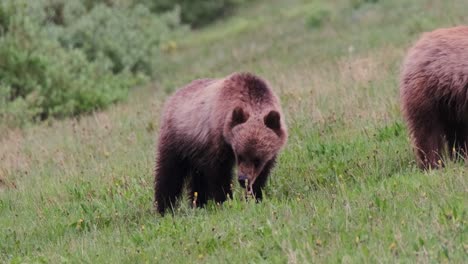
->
160, 78, 222, 144
159, 73, 283, 149
402, 26, 468, 93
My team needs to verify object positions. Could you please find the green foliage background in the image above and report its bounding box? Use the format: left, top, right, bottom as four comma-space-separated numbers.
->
1, 0, 467, 263
0, 0, 244, 127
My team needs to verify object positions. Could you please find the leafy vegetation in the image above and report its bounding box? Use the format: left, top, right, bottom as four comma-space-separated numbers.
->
1, 0, 467, 263
0, 0, 246, 126
306, 3, 331, 29
143, 0, 250, 28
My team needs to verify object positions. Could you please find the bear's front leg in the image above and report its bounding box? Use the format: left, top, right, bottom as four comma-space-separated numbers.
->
251, 156, 277, 201
189, 169, 209, 208
191, 162, 234, 207
211, 165, 234, 204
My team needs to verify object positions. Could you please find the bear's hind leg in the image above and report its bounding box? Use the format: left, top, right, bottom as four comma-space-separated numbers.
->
445, 123, 467, 160
453, 126, 468, 161
154, 151, 188, 215
412, 121, 445, 169
446, 127, 458, 160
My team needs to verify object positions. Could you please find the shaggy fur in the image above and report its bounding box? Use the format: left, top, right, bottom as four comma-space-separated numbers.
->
400, 26, 468, 169
154, 72, 287, 215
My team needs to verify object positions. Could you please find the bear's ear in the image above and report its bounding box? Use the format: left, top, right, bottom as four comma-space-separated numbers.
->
264, 110, 281, 131
231, 107, 249, 127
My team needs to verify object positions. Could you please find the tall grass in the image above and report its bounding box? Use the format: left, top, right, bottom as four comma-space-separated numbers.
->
1, 0, 467, 262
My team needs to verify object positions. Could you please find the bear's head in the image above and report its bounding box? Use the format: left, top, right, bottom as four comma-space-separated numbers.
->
225, 106, 287, 192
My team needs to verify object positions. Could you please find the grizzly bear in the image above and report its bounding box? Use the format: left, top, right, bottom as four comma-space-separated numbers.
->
400, 26, 468, 169
154, 72, 288, 215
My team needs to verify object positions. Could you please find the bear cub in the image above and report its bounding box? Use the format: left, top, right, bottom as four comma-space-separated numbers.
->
154, 72, 287, 215
400, 26, 468, 169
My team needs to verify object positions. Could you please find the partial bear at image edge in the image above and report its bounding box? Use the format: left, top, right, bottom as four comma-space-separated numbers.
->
154, 72, 288, 215
400, 26, 468, 169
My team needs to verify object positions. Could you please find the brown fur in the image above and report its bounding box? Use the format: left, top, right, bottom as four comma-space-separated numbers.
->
154, 72, 287, 215
400, 26, 468, 169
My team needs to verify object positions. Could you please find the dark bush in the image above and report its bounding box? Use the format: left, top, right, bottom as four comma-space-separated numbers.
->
75, 0, 248, 27
351, 0, 380, 9
0, 0, 250, 127
59, 4, 181, 76
0, 16, 135, 124
145, 0, 248, 28
0, 0, 176, 125
306, 4, 331, 29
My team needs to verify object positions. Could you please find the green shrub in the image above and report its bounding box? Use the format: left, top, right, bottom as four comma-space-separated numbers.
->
0, 1, 139, 123
0, 25, 136, 121
0, 84, 42, 128
146, 0, 248, 28
59, 4, 180, 76
71, 0, 248, 28
405, 15, 436, 36
0, 3, 11, 35
351, 0, 380, 9
306, 4, 331, 29
0, 0, 250, 127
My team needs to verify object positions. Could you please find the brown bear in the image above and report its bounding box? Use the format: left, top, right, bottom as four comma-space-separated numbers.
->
154, 72, 288, 215
400, 26, 468, 169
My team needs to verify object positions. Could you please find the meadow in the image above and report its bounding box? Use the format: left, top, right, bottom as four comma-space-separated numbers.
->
1, 0, 467, 262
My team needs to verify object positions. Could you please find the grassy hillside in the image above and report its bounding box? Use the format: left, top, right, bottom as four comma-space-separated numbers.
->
1, 0, 467, 262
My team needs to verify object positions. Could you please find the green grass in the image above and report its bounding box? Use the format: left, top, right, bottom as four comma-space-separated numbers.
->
1, 0, 467, 262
